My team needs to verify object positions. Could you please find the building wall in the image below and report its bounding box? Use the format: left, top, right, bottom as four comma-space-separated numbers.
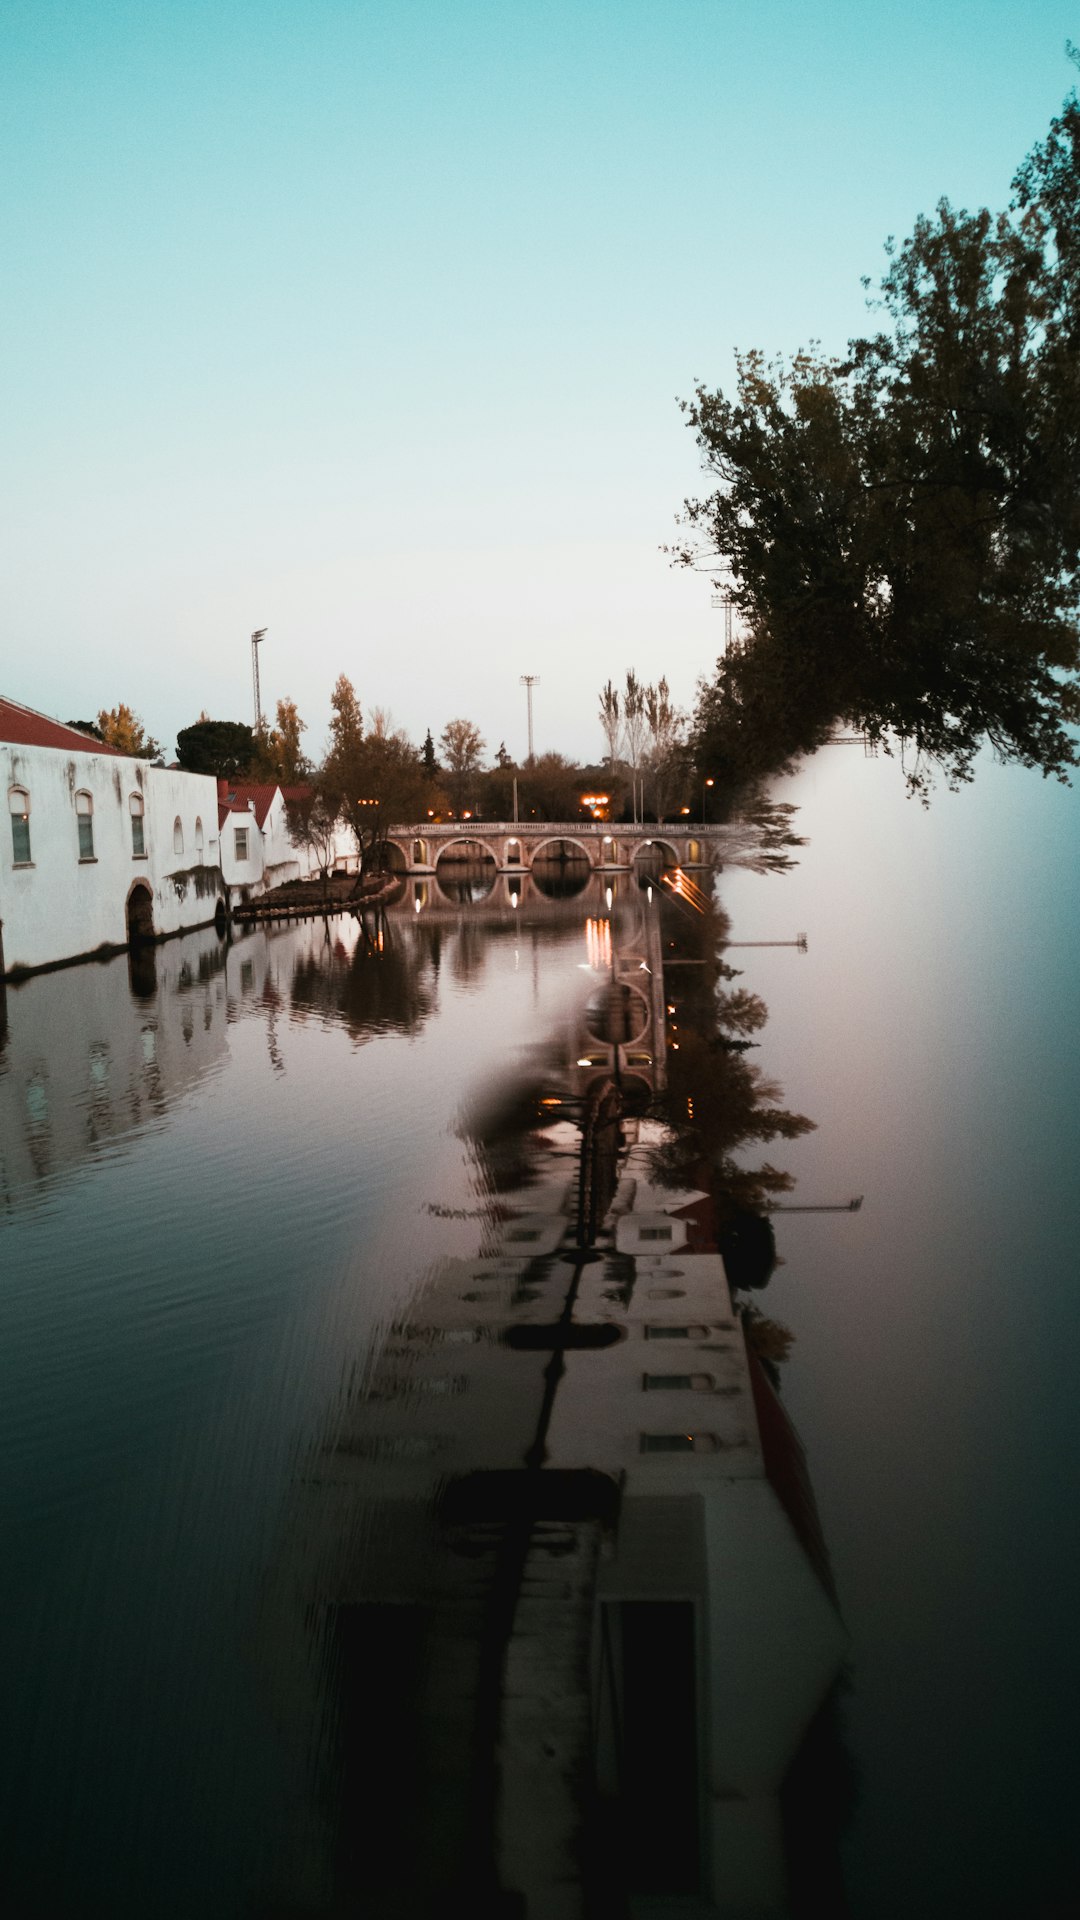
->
1, 744, 221, 975
218, 803, 266, 895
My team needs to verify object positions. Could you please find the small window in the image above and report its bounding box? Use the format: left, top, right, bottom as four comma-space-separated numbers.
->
640, 1433, 718, 1454
173, 816, 184, 855
9, 787, 31, 864
130, 793, 145, 858
639, 1225, 673, 1242
194, 816, 204, 855
234, 827, 249, 861
506, 1228, 541, 1243
75, 790, 94, 860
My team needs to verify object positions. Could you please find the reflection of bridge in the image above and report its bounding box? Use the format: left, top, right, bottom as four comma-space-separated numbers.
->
383, 873, 670, 1100
385, 819, 729, 875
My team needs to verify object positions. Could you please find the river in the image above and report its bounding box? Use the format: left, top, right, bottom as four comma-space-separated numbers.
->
0, 763, 1077, 1917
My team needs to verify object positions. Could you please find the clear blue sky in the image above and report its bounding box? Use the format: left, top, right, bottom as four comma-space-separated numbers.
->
1, 0, 1074, 762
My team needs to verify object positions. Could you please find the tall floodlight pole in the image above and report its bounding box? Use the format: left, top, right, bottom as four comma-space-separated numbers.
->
251, 628, 267, 733
520, 674, 539, 763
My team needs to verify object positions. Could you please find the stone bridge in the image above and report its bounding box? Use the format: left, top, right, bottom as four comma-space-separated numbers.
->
384, 820, 725, 875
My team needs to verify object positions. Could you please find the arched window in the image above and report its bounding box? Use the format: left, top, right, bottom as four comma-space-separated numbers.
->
75, 790, 95, 860
9, 786, 31, 865
129, 792, 146, 858
194, 816, 204, 855
173, 816, 184, 855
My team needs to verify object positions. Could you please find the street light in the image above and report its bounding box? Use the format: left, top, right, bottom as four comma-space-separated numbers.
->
702, 776, 714, 822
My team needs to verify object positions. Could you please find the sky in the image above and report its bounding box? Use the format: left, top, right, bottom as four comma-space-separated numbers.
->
1, 0, 1075, 764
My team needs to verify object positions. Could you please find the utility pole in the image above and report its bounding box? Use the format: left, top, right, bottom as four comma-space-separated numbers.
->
520, 674, 539, 763
251, 628, 267, 733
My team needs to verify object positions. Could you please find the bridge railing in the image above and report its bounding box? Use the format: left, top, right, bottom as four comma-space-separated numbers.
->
384, 820, 728, 836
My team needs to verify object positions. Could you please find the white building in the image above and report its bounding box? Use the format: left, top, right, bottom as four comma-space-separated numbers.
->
216, 780, 357, 901
1, 699, 223, 977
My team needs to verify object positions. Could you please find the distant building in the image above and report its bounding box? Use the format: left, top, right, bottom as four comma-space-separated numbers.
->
1, 698, 223, 977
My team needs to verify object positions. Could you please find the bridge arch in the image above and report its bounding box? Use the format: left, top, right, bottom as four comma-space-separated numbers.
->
433, 837, 498, 904
433, 836, 500, 869
632, 836, 680, 868
527, 834, 596, 869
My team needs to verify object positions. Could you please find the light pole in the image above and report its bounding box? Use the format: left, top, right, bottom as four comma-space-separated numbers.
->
520, 674, 539, 763
702, 775, 714, 822
251, 628, 267, 733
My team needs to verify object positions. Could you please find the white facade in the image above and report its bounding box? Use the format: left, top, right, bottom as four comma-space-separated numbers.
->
216, 782, 357, 900
1, 738, 222, 976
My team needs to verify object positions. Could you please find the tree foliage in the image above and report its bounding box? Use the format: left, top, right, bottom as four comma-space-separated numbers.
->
680, 87, 1080, 798
598, 680, 622, 776
316, 680, 431, 876
97, 704, 161, 760
439, 718, 485, 812
255, 698, 311, 785
176, 718, 257, 778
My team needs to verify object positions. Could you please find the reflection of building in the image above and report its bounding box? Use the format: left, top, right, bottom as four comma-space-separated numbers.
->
1, 700, 223, 975
0, 924, 229, 1206
267, 905, 846, 1917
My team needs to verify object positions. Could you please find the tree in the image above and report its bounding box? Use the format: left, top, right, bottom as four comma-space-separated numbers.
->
622, 670, 647, 779
516, 750, 583, 820
494, 740, 514, 770
678, 84, 1080, 799
97, 704, 161, 760
598, 680, 622, 778
66, 719, 104, 742
422, 729, 439, 775
284, 787, 340, 883
255, 698, 311, 785
439, 718, 485, 813
317, 686, 432, 879
327, 674, 364, 764
643, 676, 687, 817
176, 719, 257, 779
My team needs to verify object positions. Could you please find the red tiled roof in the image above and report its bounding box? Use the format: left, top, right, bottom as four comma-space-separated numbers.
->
215, 779, 280, 828
0, 697, 123, 755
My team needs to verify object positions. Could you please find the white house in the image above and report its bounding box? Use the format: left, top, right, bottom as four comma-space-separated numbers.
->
1, 698, 223, 976
216, 779, 357, 898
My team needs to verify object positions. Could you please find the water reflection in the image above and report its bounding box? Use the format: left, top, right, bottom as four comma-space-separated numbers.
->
0, 923, 229, 1211
0, 869, 846, 1917
435, 848, 498, 904
262, 880, 845, 1916
531, 840, 591, 899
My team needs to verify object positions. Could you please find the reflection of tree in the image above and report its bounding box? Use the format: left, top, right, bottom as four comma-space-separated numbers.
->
289, 922, 436, 1043
651, 899, 815, 1220
447, 920, 488, 988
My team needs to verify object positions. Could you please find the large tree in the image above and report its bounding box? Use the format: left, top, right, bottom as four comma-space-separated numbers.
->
439, 718, 485, 814
255, 698, 311, 785
318, 683, 431, 877
97, 704, 161, 760
176, 719, 257, 779
679, 84, 1080, 799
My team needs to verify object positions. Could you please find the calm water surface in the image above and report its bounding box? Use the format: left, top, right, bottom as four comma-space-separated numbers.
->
0, 900, 599, 1915
1, 780, 1078, 1916
719, 748, 1080, 1918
